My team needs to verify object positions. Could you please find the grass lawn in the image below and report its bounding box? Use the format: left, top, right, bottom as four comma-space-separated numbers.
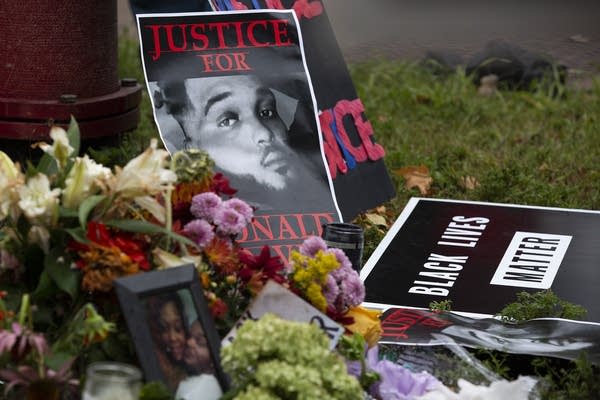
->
114, 36, 600, 398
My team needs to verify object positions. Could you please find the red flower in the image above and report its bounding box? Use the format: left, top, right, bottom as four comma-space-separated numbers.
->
209, 298, 228, 319
238, 246, 286, 293
204, 237, 240, 275
211, 173, 237, 196
82, 222, 150, 271
238, 246, 286, 285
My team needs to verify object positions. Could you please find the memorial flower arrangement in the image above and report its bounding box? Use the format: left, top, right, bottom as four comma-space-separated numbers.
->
0, 121, 378, 397
0, 121, 543, 400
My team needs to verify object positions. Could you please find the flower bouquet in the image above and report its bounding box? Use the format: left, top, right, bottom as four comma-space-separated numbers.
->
0, 120, 541, 400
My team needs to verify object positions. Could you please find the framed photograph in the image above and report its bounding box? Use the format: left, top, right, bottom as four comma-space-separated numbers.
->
114, 265, 229, 397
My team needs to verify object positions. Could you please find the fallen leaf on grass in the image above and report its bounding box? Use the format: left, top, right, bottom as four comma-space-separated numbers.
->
460, 176, 480, 190
394, 165, 432, 195
364, 213, 387, 228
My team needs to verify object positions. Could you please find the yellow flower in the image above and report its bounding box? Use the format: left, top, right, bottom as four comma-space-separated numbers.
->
344, 306, 383, 347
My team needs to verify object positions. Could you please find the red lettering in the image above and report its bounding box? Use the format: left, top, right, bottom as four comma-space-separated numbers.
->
271, 244, 296, 263
164, 24, 188, 54
319, 110, 347, 179
231, 21, 248, 48
320, 98, 386, 178
251, 216, 275, 241
271, 20, 292, 46
264, 0, 324, 20
279, 217, 299, 240
207, 22, 229, 48
265, 0, 285, 9
147, 25, 163, 61
419, 317, 452, 329
198, 54, 215, 72
215, 54, 233, 71
247, 21, 270, 47
293, 214, 309, 237
190, 24, 209, 50
334, 100, 367, 162
380, 325, 410, 340
345, 99, 385, 161
229, 0, 249, 10
292, 0, 324, 19
311, 213, 335, 236
197, 52, 252, 73
233, 52, 251, 70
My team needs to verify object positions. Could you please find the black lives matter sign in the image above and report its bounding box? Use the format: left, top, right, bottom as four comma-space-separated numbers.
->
361, 198, 600, 323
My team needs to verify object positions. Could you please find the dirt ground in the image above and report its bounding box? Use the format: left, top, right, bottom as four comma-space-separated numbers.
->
118, 0, 600, 87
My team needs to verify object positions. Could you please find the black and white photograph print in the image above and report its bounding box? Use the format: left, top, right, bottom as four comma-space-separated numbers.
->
151, 73, 338, 214
138, 10, 341, 217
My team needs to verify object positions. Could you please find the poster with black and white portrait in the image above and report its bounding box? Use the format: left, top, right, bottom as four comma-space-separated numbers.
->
208, 0, 397, 221
137, 10, 341, 259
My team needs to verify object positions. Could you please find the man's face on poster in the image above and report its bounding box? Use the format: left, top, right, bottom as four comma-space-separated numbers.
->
177, 76, 296, 190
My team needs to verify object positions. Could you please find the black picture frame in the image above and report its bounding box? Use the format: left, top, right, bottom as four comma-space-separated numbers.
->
114, 264, 229, 394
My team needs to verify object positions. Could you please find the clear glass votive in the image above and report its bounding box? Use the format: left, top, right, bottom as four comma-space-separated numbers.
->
82, 361, 142, 400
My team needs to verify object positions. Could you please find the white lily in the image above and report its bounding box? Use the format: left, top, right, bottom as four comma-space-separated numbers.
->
113, 139, 177, 198
0, 151, 24, 222
152, 248, 202, 270
17, 173, 61, 226
38, 126, 74, 170
133, 195, 167, 224
62, 155, 112, 209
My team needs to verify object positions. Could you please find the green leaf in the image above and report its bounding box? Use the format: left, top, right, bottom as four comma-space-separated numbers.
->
36, 153, 58, 176
67, 116, 81, 156
78, 195, 107, 229
45, 352, 75, 371
45, 247, 80, 299
32, 270, 57, 299
66, 227, 88, 244
104, 219, 197, 248
59, 206, 79, 218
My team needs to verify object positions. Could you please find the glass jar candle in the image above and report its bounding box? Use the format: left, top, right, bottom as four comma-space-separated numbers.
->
82, 362, 142, 400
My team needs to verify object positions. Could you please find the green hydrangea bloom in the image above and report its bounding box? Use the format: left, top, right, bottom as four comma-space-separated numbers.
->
221, 314, 363, 400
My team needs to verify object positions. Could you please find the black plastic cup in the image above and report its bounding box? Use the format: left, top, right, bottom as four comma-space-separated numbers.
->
321, 223, 364, 272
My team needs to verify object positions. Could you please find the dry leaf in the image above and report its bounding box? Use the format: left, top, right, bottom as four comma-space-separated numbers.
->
460, 176, 480, 190
415, 94, 432, 105
375, 205, 387, 214
365, 213, 387, 227
394, 165, 432, 195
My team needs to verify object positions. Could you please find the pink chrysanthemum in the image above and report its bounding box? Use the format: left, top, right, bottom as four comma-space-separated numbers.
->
190, 192, 222, 221
331, 263, 352, 282
213, 207, 246, 236
183, 219, 215, 249
340, 270, 365, 308
323, 274, 340, 308
222, 198, 253, 223
299, 236, 327, 257
328, 248, 353, 271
